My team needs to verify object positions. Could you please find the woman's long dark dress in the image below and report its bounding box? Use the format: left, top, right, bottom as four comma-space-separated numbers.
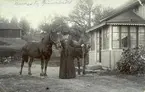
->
59, 35, 81, 79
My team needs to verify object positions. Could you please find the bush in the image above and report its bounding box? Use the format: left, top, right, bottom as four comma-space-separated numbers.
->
117, 46, 145, 74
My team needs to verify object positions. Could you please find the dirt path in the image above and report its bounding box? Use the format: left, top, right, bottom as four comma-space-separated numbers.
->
0, 63, 145, 92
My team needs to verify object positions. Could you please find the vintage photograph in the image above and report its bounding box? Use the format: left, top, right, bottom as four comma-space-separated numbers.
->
0, 0, 145, 92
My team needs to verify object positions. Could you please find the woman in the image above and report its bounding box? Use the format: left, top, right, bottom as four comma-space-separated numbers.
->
59, 30, 82, 79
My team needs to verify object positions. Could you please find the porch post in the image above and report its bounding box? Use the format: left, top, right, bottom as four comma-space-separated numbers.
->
136, 26, 139, 47
128, 26, 131, 48
109, 25, 113, 69
94, 31, 97, 62
109, 26, 113, 50
119, 26, 121, 48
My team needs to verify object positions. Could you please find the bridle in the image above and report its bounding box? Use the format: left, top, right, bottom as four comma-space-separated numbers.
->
49, 32, 60, 45
49, 25, 62, 45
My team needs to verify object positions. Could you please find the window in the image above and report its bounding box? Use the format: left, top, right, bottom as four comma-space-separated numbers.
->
90, 32, 95, 51
103, 27, 109, 49
133, 6, 139, 12
139, 27, 145, 46
0, 30, 4, 37
4, 30, 9, 38
121, 26, 128, 48
0, 30, 21, 38
130, 27, 137, 48
8, 30, 12, 37
13, 30, 21, 38
113, 26, 119, 48
112, 26, 138, 49
96, 32, 99, 52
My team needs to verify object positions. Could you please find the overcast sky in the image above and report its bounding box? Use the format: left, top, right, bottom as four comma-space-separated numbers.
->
0, 0, 129, 29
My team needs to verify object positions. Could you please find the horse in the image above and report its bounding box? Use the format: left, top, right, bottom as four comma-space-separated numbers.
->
71, 32, 91, 75
73, 43, 90, 75
19, 31, 62, 76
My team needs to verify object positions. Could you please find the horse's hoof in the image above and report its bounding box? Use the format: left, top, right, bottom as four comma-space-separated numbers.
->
28, 72, 32, 75
43, 73, 47, 76
19, 72, 22, 75
40, 73, 44, 76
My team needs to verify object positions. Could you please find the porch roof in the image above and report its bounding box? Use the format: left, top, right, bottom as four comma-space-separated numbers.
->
0, 22, 21, 30
87, 11, 145, 32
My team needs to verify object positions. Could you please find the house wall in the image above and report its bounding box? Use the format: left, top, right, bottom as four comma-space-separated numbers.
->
110, 49, 123, 69
101, 26, 112, 68
101, 49, 123, 69
102, 25, 145, 69
89, 26, 111, 66
101, 50, 111, 68
89, 31, 97, 65
0, 29, 21, 38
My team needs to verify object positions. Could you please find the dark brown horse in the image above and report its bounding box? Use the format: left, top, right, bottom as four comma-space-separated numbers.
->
73, 42, 90, 75
70, 32, 90, 75
19, 31, 62, 76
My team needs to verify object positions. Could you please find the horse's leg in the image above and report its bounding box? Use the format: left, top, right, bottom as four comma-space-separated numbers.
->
44, 57, 50, 76
28, 58, 33, 75
40, 57, 44, 76
19, 59, 25, 75
77, 58, 81, 75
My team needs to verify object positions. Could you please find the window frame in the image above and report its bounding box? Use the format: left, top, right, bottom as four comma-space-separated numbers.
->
102, 26, 109, 50
112, 25, 140, 49
90, 32, 95, 51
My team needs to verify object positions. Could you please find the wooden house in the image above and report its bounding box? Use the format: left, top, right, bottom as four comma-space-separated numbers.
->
0, 22, 26, 57
87, 0, 145, 69
0, 22, 22, 38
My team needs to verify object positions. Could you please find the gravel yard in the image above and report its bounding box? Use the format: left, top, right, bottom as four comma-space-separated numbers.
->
0, 62, 145, 92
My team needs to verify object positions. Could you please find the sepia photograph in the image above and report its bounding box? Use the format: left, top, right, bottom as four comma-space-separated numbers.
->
0, 0, 145, 92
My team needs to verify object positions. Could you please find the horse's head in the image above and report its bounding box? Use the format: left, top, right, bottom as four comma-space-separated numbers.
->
49, 31, 63, 49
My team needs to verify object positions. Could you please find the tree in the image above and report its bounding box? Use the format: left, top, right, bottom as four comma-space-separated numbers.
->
68, 0, 113, 32
52, 16, 70, 33
92, 5, 113, 25
10, 16, 18, 25
39, 23, 51, 33
68, 0, 94, 31
0, 17, 9, 23
19, 18, 30, 36
39, 16, 70, 34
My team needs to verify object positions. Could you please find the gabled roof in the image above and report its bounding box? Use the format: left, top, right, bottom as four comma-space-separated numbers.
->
107, 11, 145, 23
87, 0, 145, 32
0, 22, 21, 30
100, 0, 145, 22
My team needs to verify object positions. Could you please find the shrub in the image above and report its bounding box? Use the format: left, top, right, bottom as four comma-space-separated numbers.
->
117, 46, 145, 74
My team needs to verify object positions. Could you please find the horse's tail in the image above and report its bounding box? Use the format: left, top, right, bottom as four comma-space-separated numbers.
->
22, 54, 29, 63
